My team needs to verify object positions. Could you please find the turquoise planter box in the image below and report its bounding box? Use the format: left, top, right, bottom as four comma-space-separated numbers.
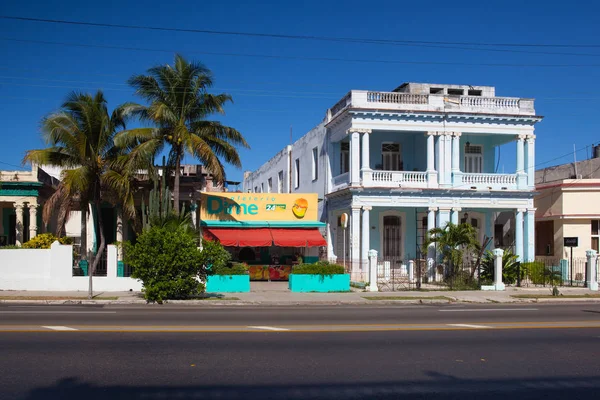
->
288, 274, 350, 292
117, 261, 125, 277
206, 275, 250, 293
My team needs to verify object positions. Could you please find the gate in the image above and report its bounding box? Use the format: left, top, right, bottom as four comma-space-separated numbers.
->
376, 256, 418, 291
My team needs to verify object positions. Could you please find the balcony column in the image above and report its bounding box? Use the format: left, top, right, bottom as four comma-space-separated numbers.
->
451, 207, 461, 225
515, 209, 525, 262
14, 202, 25, 246
443, 134, 452, 186
347, 129, 363, 187
526, 135, 536, 189
361, 206, 371, 278
516, 135, 527, 189
427, 207, 437, 282
524, 208, 535, 262
435, 133, 445, 186
451, 132, 463, 186
350, 205, 362, 280
426, 132, 438, 188
360, 130, 372, 186
28, 203, 38, 240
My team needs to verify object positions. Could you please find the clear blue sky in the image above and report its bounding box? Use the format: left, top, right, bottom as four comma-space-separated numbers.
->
1, 0, 599, 183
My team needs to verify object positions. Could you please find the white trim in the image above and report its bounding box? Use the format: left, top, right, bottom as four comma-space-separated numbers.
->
378, 210, 406, 260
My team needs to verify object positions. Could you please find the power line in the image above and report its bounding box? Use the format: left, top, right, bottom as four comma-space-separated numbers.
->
2, 15, 600, 49
3, 37, 600, 68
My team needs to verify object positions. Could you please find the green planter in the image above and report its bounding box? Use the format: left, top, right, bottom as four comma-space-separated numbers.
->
206, 275, 250, 293
288, 274, 350, 292
79, 260, 89, 276
117, 261, 125, 277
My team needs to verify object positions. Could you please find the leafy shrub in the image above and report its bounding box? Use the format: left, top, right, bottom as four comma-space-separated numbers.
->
23, 233, 72, 249
480, 249, 522, 284
292, 260, 345, 275
523, 261, 563, 285
124, 226, 206, 303
445, 270, 480, 290
0, 245, 22, 249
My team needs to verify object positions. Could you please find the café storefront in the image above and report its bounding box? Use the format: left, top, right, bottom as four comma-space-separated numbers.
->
200, 193, 327, 281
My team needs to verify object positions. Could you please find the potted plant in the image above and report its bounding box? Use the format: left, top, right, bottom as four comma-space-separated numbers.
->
288, 261, 350, 292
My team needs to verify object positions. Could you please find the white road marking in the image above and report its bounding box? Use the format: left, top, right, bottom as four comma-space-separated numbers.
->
447, 324, 493, 329
439, 308, 538, 312
41, 326, 78, 331
247, 326, 290, 331
0, 311, 116, 314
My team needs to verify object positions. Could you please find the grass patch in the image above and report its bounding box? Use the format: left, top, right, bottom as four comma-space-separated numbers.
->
0, 296, 119, 300
511, 294, 600, 299
363, 296, 453, 301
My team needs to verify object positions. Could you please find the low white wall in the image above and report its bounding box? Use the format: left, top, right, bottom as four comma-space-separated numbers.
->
0, 242, 142, 292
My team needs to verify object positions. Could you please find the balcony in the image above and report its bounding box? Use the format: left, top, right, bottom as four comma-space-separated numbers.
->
364, 170, 428, 188
459, 173, 518, 191
328, 90, 535, 121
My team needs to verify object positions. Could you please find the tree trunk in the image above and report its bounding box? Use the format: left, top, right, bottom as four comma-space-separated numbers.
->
88, 201, 105, 300
173, 153, 181, 215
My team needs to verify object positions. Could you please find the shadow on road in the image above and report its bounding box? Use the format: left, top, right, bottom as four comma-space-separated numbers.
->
20, 375, 600, 400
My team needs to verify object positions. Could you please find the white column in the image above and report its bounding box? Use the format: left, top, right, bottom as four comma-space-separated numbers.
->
526, 135, 536, 188
28, 204, 38, 240
443, 134, 452, 186
14, 202, 24, 246
361, 132, 370, 172
368, 249, 378, 292
326, 211, 335, 262
116, 209, 123, 261
349, 130, 361, 186
451, 132, 462, 186
435, 133, 444, 186
427, 207, 437, 281
361, 206, 371, 274
436, 208, 451, 281
516, 135, 527, 189
524, 208, 535, 262
515, 209, 524, 261
451, 207, 461, 225
426, 132, 438, 188
493, 248, 506, 291
350, 206, 362, 280
585, 250, 598, 291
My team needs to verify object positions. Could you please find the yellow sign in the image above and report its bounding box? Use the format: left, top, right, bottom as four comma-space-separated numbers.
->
200, 193, 319, 222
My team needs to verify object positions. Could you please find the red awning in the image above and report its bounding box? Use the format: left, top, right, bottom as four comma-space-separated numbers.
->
270, 228, 327, 247
203, 228, 273, 247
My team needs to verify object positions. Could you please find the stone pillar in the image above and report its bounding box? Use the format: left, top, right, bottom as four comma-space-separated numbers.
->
427, 207, 437, 282
586, 250, 598, 291
361, 206, 371, 275
368, 249, 378, 292
524, 208, 535, 262
326, 210, 334, 261
408, 259, 415, 283
526, 135, 536, 189
28, 204, 38, 240
435, 134, 444, 186
493, 248, 506, 290
14, 202, 25, 246
361, 131, 370, 173
116, 209, 124, 262
350, 206, 362, 280
426, 132, 438, 188
516, 135, 527, 189
515, 209, 524, 261
444, 134, 452, 186
451, 132, 462, 186
451, 207, 461, 225
349, 129, 361, 187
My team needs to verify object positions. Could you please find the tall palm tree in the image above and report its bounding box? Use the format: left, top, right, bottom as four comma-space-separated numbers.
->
115, 54, 250, 214
24, 91, 145, 298
423, 222, 480, 278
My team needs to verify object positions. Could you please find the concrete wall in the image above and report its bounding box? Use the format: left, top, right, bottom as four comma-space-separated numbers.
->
553, 219, 593, 259
536, 157, 600, 184
0, 242, 142, 291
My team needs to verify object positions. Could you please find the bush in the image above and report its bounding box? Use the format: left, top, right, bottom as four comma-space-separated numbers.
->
0, 245, 22, 249
22, 233, 72, 249
124, 226, 206, 303
480, 249, 522, 285
523, 261, 563, 285
292, 260, 345, 275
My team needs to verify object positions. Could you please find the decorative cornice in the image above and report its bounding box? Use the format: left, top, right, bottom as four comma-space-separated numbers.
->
362, 206, 372, 211
347, 128, 372, 135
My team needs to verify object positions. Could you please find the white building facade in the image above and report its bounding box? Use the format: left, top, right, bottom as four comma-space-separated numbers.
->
244, 82, 542, 282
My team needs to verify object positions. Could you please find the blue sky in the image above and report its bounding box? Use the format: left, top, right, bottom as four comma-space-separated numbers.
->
1, 0, 599, 183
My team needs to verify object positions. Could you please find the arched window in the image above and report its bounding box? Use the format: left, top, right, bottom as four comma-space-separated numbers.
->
383, 215, 402, 259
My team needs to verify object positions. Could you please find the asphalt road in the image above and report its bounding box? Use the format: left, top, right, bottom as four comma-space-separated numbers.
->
1, 303, 599, 399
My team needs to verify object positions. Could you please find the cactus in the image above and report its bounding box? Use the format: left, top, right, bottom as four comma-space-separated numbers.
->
141, 165, 174, 230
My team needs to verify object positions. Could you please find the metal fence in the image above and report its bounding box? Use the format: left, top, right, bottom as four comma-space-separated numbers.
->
520, 257, 589, 288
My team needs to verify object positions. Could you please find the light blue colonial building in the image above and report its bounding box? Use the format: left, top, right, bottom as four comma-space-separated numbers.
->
243, 82, 542, 282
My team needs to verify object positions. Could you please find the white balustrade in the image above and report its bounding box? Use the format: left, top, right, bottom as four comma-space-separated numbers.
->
460, 96, 520, 109
366, 170, 428, 188
461, 173, 517, 189
367, 92, 428, 104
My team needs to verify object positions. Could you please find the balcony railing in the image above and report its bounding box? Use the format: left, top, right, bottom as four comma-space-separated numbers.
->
364, 170, 428, 188
327, 90, 535, 120
461, 173, 517, 190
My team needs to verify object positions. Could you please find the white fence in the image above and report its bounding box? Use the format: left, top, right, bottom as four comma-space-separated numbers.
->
0, 242, 142, 292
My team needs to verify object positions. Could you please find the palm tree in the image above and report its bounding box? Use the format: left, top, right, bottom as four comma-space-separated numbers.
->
115, 54, 250, 214
423, 222, 480, 279
24, 91, 145, 298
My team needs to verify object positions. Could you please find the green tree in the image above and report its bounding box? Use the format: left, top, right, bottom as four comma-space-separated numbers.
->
423, 222, 480, 280
115, 54, 250, 214
24, 91, 147, 298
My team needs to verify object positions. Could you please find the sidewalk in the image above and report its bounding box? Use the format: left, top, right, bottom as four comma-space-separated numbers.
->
1, 285, 599, 305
